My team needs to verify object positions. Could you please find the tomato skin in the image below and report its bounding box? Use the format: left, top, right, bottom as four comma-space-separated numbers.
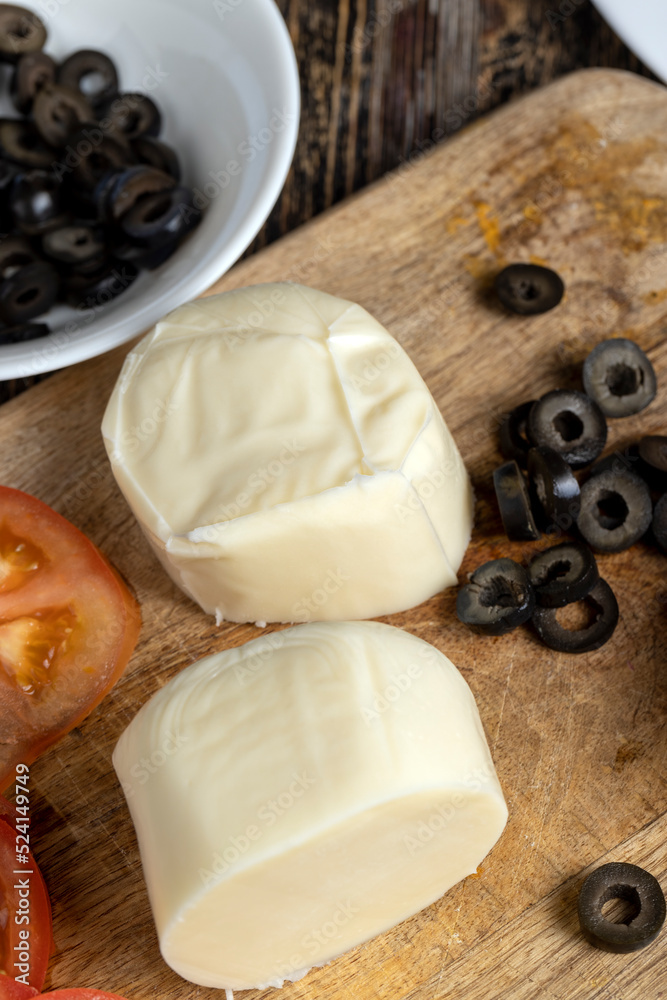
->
0, 976, 39, 1000
37, 992, 129, 1000
0, 806, 52, 992
0, 488, 141, 791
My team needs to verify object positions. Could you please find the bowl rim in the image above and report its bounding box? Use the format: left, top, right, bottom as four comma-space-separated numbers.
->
0, 0, 301, 380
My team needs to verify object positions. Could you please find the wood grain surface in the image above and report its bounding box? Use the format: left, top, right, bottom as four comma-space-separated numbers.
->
2, 68, 667, 1000
1, 0, 658, 405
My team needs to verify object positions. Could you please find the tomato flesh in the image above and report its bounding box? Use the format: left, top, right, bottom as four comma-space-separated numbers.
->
0, 807, 52, 991
0, 977, 39, 1000
38, 992, 129, 1000
0, 488, 141, 791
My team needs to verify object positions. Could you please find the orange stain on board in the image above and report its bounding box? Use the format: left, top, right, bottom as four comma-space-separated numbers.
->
473, 202, 502, 255
523, 204, 542, 223
446, 216, 469, 235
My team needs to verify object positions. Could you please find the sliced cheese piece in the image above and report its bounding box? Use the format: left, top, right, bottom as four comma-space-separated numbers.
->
102, 283, 473, 623
113, 621, 508, 990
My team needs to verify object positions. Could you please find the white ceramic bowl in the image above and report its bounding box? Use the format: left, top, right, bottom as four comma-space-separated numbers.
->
592, 0, 667, 83
0, 0, 300, 378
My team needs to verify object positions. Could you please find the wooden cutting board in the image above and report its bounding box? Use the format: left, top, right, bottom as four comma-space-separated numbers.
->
2, 67, 667, 1000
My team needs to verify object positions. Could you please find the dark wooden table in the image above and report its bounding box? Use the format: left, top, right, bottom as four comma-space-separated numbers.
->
1, 0, 656, 404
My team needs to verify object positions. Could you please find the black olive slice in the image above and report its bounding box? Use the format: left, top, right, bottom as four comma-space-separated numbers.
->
132, 136, 181, 181
33, 83, 93, 147
0, 158, 18, 229
590, 444, 641, 479
590, 443, 666, 492
583, 338, 656, 418
63, 260, 138, 310
527, 446, 581, 530
67, 129, 135, 190
578, 862, 666, 953
494, 263, 564, 315
499, 400, 535, 466
0, 119, 55, 168
42, 224, 105, 267
100, 165, 175, 223
456, 558, 535, 635
58, 49, 118, 108
639, 436, 667, 474
0, 234, 39, 275
528, 542, 599, 608
0, 5, 46, 62
0, 320, 48, 344
0, 260, 58, 323
11, 51, 56, 114
120, 186, 201, 250
528, 389, 607, 468
99, 92, 161, 140
577, 468, 652, 553
10, 168, 65, 234
652, 494, 667, 553
111, 237, 179, 270
493, 459, 541, 541
531, 577, 618, 653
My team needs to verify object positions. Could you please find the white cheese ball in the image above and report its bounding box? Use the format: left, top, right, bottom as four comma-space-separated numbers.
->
113, 621, 508, 990
102, 283, 473, 623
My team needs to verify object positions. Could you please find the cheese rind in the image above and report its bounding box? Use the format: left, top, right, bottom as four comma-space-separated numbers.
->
113, 621, 508, 990
102, 283, 473, 623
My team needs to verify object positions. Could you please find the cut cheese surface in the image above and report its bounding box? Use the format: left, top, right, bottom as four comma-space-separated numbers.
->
113, 621, 508, 990
102, 283, 473, 623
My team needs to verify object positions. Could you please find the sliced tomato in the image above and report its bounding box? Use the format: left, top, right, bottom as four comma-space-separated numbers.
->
0, 806, 52, 991
0, 488, 141, 790
37, 992, 129, 1000
0, 977, 39, 1000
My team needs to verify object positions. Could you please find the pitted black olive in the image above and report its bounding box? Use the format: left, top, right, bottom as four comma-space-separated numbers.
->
493, 459, 541, 541
0, 319, 48, 343
58, 49, 118, 108
66, 128, 134, 191
0, 159, 18, 230
494, 263, 564, 315
456, 558, 535, 635
63, 260, 138, 310
0, 37, 203, 330
652, 494, 667, 553
0, 120, 55, 168
639, 436, 667, 475
0, 234, 39, 275
97, 165, 174, 223
590, 445, 641, 480
10, 169, 65, 234
120, 185, 200, 249
33, 82, 93, 146
528, 389, 607, 468
589, 444, 665, 492
527, 446, 581, 530
578, 862, 666, 953
42, 223, 105, 269
583, 338, 656, 418
528, 542, 599, 608
577, 468, 652, 553
99, 92, 161, 140
499, 400, 535, 466
531, 578, 618, 653
111, 238, 176, 270
132, 136, 181, 181
0, 5, 47, 62
0, 259, 58, 323
11, 51, 56, 114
